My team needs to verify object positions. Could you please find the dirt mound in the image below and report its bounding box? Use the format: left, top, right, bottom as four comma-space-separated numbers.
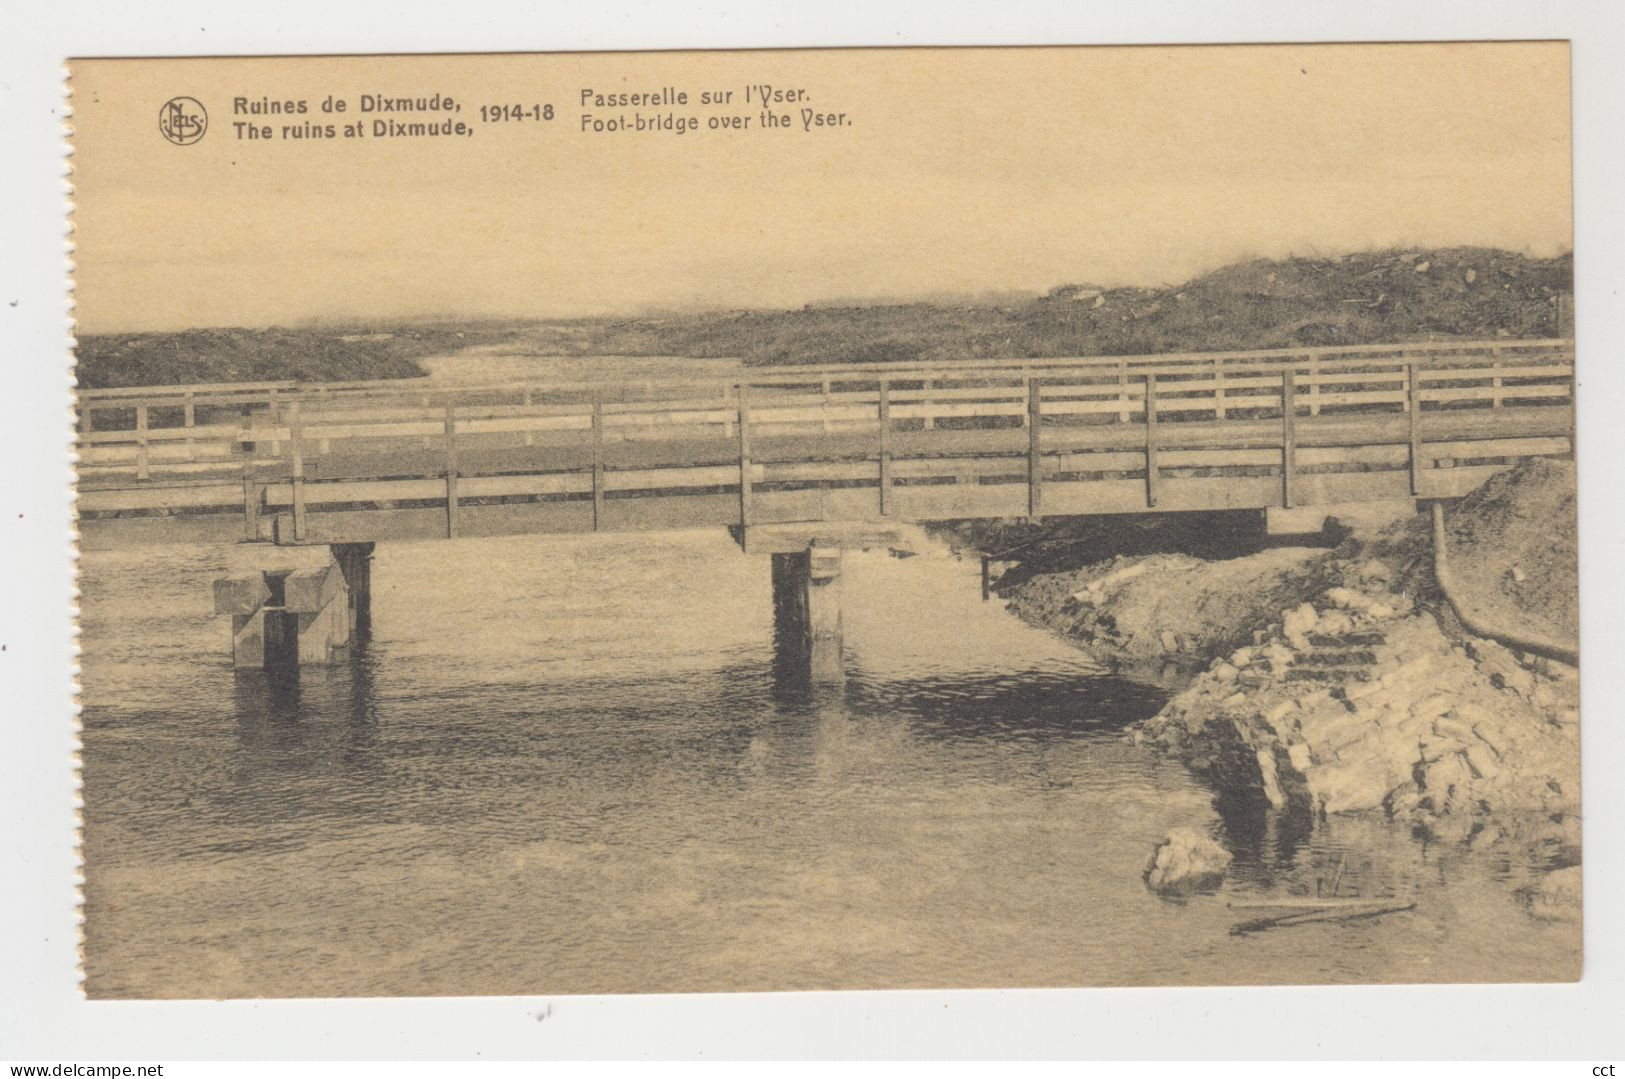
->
1004, 548, 1333, 670
1442, 458, 1578, 643
1008, 246, 1571, 358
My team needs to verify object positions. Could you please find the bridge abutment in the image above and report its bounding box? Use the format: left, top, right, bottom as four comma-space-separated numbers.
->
771, 544, 845, 685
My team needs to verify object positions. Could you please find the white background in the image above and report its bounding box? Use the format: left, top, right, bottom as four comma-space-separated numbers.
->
2, 0, 1622, 1061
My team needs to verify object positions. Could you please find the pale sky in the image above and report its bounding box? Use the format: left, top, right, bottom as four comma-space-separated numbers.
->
70, 43, 1572, 332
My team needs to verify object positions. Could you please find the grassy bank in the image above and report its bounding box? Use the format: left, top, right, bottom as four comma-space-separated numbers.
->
74, 322, 528, 390
543, 246, 1573, 367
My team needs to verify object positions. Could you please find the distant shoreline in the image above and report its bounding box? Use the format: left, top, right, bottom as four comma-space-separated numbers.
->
75, 246, 1573, 389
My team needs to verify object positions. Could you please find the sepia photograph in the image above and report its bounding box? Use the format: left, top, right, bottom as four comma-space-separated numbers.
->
64, 41, 1581, 1003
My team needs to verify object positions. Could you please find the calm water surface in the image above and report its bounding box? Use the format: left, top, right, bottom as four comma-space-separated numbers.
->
78, 530, 1577, 998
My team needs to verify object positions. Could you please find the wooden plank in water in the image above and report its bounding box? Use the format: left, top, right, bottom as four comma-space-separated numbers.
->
1229, 898, 1416, 934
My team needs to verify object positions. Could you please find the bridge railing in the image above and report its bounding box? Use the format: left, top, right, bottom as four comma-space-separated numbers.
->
75, 338, 1573, 452
74, 339, 1576, 545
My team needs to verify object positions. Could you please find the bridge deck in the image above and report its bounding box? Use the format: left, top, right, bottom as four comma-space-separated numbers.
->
75, 339, 1576, 549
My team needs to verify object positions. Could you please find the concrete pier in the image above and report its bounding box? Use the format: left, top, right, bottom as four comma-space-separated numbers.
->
771, 544, 845, 685
332, 542, 376, 635
215, 544, 374, 669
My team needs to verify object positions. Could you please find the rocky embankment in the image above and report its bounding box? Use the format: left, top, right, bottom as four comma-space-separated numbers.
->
1002, 460, 1581, 914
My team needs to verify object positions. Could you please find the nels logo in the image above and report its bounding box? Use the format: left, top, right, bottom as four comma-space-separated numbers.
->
159, 96, 208, 145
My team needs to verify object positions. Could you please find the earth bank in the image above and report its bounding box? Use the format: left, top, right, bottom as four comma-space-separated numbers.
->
989, 459, 1581, 914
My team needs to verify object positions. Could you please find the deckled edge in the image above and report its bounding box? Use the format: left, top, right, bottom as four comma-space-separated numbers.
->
64, 60, 84, 997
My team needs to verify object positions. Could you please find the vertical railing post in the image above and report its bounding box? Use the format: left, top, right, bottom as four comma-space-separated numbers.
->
1027, 377, 1043, 521
135, 403, 150, 482
1282, 369, 1297, 509
591, 391, 605, 531
1212, 361, 1226, 421
1407, 362, 1424, 497
1144, 373, 1159, 508
737, 381, 753, 549
1568, 349, 1578, 454
877, 378, 892, 516
289, 397, 306, 542
821, 377, 833, 434
267, 390, 282, 455
1118, 360, 1131, 424
1307, 350, 1323, 416
1490, 346, 1504, 410
443, 402, 459, 539
183, 391, 196, 456
240, 403, 260, 541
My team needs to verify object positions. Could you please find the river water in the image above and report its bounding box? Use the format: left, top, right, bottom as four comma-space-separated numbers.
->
77, 349, 1578, 997
78, 535, 1577, 998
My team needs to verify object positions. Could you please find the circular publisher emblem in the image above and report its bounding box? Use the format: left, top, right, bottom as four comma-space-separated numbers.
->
158, 96, 208, 145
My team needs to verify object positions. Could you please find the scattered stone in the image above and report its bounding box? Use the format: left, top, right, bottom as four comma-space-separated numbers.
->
1314, 610, 1355, 637
1324, 587, 1370, 611
1263, 642, 1295, 668
1255, 749, 1288, 807
1422, 751, 1475, 798
1410, 692, 1455, 724
1464, 742, 1501, 781
1144, 828, 1233, 895
1282, 603, 1319, 648
1262, 699, 1295, 725
1527, 865, 1582, 922
1312, 757, 1403, 814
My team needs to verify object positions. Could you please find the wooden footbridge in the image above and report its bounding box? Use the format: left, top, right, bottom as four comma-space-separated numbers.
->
78, 337, 1575, 550
76, 338, 1575, 673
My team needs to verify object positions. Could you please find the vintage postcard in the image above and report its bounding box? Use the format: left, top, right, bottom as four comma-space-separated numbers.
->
69, 43, 1578, 999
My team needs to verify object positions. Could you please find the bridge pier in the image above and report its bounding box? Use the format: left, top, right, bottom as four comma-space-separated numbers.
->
771, 544, 845, 686
214, 543, 374, 670
331, 542, 375, 635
